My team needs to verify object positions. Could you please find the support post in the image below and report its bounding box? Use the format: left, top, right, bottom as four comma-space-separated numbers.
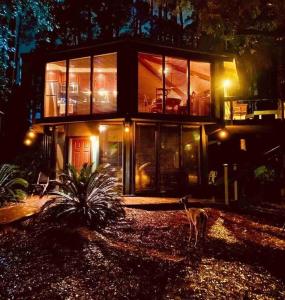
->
233, 163, 238, 201
223, 164, 229, 205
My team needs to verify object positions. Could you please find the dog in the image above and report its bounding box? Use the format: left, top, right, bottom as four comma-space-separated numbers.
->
180, 195, 208, 247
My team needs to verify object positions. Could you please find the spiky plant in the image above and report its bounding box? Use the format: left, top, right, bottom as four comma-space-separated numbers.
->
0, 164, 29, 205
40, 163, 125, 228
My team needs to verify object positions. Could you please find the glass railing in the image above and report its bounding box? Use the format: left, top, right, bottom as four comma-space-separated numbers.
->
224, 98, 284, 121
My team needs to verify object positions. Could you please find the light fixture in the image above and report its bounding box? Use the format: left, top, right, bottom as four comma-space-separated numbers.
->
24, 139, 32, 146
223, 79, 232, 88
27, 131, 36, 139
218, 129, 229, 140
98, 89, 108, 97
124, 125, 130, 133
98, 125, 107, 133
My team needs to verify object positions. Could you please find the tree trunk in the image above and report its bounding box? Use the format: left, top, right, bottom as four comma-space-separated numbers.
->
14, 13, 22, 85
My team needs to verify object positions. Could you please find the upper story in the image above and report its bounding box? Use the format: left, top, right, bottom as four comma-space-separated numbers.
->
26, 39, 284, 125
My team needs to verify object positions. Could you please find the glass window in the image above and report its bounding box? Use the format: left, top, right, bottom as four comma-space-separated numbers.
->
182, 127, 200, 185
223, 60, 240, 97
93, 53, 117, 114
135, 124, 156, 192
44, 60, 66, 117
165, 57, 188, 114
190, 61, 211, 116
159, 125, 180, 193
68, 57, 91, 115
138, 53, 163, 113
99, 125, 123, 183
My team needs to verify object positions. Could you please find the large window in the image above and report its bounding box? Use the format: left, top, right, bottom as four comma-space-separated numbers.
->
138, 53, 163, 113
93, 53, 117, 113
135, 123, 201, 194
44, 60, 66, 117
190, 61, 211, 116
68, 57, 91, 116
44, 53, 117, 117
138, 52, 212, 116
165, 57, 188, 114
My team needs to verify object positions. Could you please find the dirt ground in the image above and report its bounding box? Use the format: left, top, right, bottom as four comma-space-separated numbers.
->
0, 205, 285, 299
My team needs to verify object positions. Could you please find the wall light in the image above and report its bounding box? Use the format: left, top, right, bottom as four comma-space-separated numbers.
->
218, 129, 229, 140
27, 131, 36, 139
124, 125, 130, 133
24, 139, 32, 146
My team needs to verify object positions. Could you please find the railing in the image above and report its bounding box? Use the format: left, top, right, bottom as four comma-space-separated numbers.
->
224, 98, 284, 121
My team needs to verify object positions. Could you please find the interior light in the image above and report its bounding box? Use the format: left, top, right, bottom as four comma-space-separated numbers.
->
223, 79, 232, 88
98, 125, 107, 133
98, 89, 108, 97
164, 67, 170, 75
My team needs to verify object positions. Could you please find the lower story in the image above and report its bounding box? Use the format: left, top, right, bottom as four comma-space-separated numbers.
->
37, 119, 208, 196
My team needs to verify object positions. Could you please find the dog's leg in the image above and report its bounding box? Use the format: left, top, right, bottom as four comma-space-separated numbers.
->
193, 221, 198, 247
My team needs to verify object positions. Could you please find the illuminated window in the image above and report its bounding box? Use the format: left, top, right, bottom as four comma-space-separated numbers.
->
138, 53, 212, 116
165, 57, 188, 114
68, 57, 91, 116
190, 61, 211, 116
93, 53, 117, 114
44, 60, 67, 117
138, 53, 163, 113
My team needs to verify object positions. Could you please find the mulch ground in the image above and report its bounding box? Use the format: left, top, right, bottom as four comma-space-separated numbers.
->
0, 205, 285, 299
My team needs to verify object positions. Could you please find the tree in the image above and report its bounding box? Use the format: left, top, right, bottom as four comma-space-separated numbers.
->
0, 0, 53, 107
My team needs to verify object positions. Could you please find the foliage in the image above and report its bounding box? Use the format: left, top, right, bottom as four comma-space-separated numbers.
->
254, 165, 276, 184
0, 164, 28, 205
0, 0, 54, 105
40, 164, 125, 228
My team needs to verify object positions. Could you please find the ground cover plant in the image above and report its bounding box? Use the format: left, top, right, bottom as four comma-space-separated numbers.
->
0, 203, 285, 299
0, 164, 28, 206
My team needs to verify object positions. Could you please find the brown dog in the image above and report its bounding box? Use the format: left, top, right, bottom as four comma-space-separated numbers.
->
180, 195, 208, 247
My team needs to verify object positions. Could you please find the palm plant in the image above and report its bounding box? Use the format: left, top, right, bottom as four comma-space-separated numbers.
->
40, 163, 125, 228
0, 164, 29, 205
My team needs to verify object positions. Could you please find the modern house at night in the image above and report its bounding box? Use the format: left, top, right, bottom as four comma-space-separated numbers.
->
25, 39, 285, 196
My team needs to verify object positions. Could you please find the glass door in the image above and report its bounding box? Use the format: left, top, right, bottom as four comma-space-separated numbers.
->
159, 125, 180, 193
135, 124, 157, 193
135, 123, 201, 194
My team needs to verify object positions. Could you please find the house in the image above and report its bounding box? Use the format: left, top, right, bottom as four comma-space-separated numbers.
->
25, 39, 285, 197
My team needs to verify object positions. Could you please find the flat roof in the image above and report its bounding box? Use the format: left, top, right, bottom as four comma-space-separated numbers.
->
24, 38, 234, 62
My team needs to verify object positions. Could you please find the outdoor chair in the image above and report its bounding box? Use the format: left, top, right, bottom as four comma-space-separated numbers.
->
32, 172, 50, 197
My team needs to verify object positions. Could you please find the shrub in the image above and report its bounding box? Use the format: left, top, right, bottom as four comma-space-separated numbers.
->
0, 164, 28, 205
40, 163, 125, 228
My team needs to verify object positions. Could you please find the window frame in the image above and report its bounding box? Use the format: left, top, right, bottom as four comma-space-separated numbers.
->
137, 52, 213, 117
44, 52, 118, 118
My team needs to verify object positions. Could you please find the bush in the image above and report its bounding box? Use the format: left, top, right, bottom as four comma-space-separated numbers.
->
0, 164, 28, 206
40, 163, 125, 229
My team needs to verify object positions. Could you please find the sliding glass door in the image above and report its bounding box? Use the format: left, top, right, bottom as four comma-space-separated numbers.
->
135, 123, 201, 194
